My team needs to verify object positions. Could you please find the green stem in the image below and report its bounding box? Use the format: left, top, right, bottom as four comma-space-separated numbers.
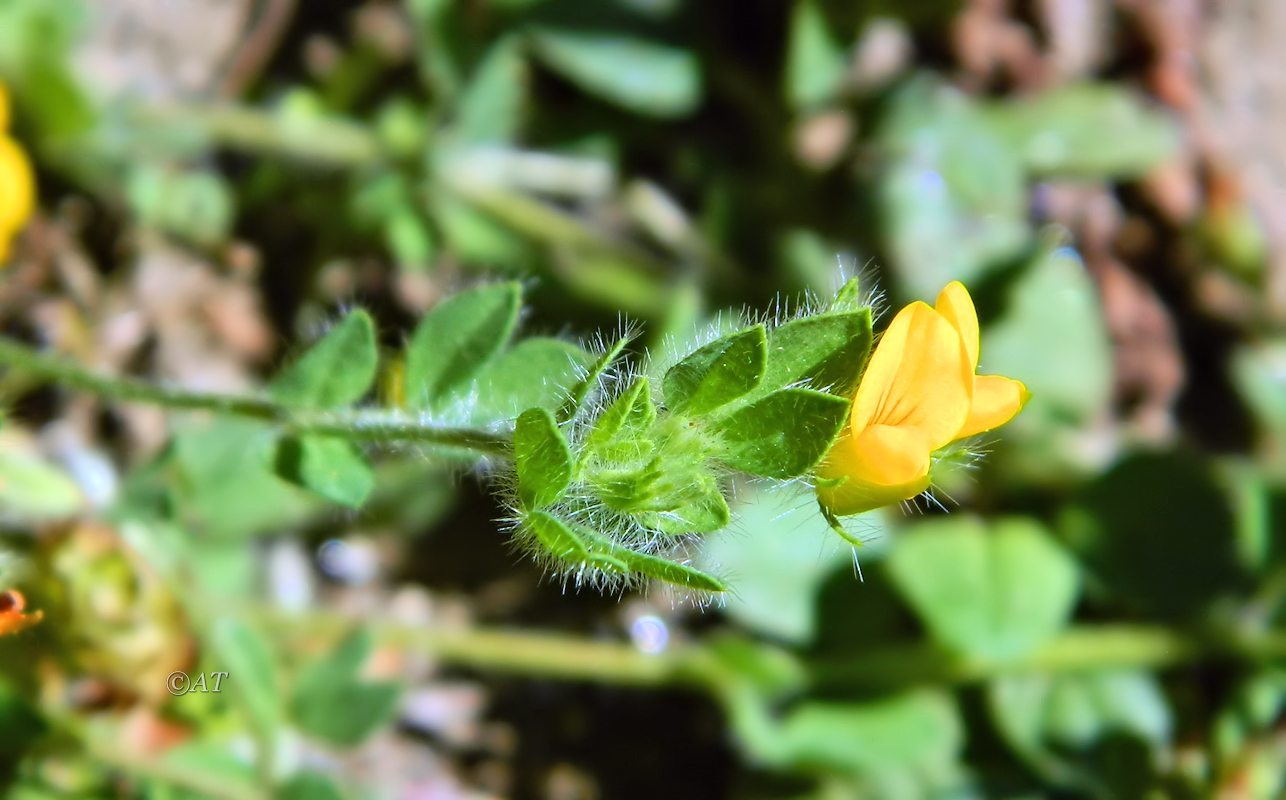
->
134, 102, 383, 168
269, 611, 692, 689
85, 737, 269, 800
0, 337, 511, 458
266, 612, 1286, 694
43, 712, 267, 800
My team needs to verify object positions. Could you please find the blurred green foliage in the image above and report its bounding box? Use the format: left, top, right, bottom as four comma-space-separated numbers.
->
0, 0, 1284, 799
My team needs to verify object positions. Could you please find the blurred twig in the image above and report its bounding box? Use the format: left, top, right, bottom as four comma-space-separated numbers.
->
217, 0, 298, 99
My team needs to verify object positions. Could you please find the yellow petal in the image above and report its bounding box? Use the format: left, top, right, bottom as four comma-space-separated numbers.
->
852, 301, 972, 450
816, 424, 933, 516
956, 374, 1030, 439
0, 135, 35, 239
934, 280, 979, 370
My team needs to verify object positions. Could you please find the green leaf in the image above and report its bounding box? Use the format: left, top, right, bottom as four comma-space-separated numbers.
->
453, 35, 526, 143
876, 77, 1029, 298
761, 309, 872, 396
586, 378, 656, 456
699, 482, 851, 644
983, 247, 1113, 482
886, 517, 1080, 661
291, 631, 402, 747
1233, 340, 1286, 449
784, 0, 846, 109
0, 2, 95, 139
127, 166, 236, 247
278, 771, 346, 800
0, 448, 83, 522
613, 546, 726, 592
703, 636, 809, 700
985, 84, 1179, 178
270, 310, 378, 409
715, 388, 849, 479
404, 282, 522, 410
208, 618, 280, 740
989, 670, 1173, 785
1062, 451, 1247, 620
171, 419, 317, 539
766, 691, 963, 777
529, 28, 701, 118
434, 195, 532, 270
471, 338, 594, 423
514, 407, 573, 509
383, 208, 435, 268
156, 741, 260, 798
664, 326, 767, 415
572, 523, 726, 592
272, 436, 374, 509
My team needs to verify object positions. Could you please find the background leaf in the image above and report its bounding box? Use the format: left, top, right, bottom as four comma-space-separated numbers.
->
529, 28, 701, 118
1062, 451, 1248, 620
985, 84, 1179, 178
272, 436, 374, 509
784, 0, 846, 109
452, 35, 526, 144
471, 337, 593, 423
404, 282, 522, 410
699, 482, 851, 644
886, 517, 1080, 661
876, 77, 1030, 299
208, 618, 281, 743
291, 630, 401, 747
0, 447, 83, 522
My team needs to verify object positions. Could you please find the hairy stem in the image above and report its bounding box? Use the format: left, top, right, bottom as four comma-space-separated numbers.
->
0, 337, 511, 458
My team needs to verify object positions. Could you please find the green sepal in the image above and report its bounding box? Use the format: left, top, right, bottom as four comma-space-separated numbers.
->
716, 388, 850, 478
524, 509, 592, 562
575, 523, 727, 592
560, 334, 630, 423
520, 511, 727, 592
829, 277, 864, 312
663, 325, 767, 415
514, 407, 573, 509
585, 377, 656, 457
638, 472, 731, 535
269, 309, 378, 409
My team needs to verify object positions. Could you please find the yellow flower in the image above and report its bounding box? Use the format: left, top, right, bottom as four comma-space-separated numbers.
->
0, 82, 35, 264
0, 590, 43, 636
816, 281, 1029, 516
